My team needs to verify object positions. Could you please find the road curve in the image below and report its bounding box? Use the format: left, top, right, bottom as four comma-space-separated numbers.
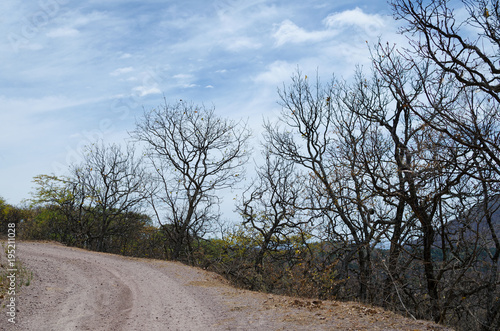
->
2, 242, 454, 331
12, 242, 218, 331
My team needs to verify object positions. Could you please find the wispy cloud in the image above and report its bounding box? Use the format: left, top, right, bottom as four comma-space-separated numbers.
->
0, 95, 104, 115
273, 7, 389, 47
132, 86, 162, 97
46, 27, 80, 38
110, 67, 134, 76
324, 7, 386, 32
273, 19, 335, 46
253, 60, 295, 86
119, 53, 132, 59
224, 37, 262, 51
0, 0, 401, 205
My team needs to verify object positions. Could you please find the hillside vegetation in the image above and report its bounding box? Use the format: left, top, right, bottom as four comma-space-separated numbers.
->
1, 1, 500, 330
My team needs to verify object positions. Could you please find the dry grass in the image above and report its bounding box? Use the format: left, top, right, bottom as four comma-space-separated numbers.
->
0, 241, 33, 308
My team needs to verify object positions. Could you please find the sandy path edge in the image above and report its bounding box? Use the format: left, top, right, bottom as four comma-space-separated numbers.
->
0, 242, 454, 331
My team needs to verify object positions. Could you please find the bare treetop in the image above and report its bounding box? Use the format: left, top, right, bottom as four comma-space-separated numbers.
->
133, 100, 251, 260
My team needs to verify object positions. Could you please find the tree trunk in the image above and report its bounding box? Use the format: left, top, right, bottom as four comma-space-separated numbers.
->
358, 245, 372, 301
383, 199, 405, 307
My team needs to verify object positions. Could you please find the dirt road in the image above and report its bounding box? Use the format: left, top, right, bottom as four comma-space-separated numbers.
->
1, 242, 453, 330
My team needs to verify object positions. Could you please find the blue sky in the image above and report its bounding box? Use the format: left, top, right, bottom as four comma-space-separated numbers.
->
0, 0, 403, 207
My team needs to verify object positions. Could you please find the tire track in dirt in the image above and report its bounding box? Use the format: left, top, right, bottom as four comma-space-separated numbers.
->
10, 242, 216, 331
2, 242, 455, 331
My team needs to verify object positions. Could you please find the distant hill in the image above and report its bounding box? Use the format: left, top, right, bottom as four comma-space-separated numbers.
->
432, 195, 500, 253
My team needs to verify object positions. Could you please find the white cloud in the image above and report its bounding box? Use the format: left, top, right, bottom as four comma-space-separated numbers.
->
273, 8, 389, 47
6, 33, 44, 51
46, 27, 80, 38
173, 74, 193, 80
0, 0, 403, 208
0, 95, 98, 115
324, 7, 386, 31
132, 86, 161, 97
253, 60, 295, 86
110, 67, 134, 76
70, 10, 111, 28
224, 37, 262, 51
172, 74, 199, 88
273, 19, 335, 46
119, 53, 132, 59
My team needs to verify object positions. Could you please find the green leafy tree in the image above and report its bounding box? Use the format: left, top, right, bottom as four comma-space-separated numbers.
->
0, 197, 23, 236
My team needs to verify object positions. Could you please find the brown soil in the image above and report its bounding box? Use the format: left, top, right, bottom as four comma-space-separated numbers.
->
0, 242, 454, 330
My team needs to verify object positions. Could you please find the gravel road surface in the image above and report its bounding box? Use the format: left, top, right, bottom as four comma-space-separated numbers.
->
0, 242, 453, 330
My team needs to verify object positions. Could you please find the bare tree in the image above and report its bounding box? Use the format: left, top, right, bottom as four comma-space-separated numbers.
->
367, 43, 484, 323
391, 0, 500, 97
237, 148, 306, 275
71, 142, 150, 252
390, 0, 500, 178
386, 2, 500, 328
264, 72, 391, 301
28, 142, 149, 251
267, 61, 495, 328
133, 101, 251, 261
